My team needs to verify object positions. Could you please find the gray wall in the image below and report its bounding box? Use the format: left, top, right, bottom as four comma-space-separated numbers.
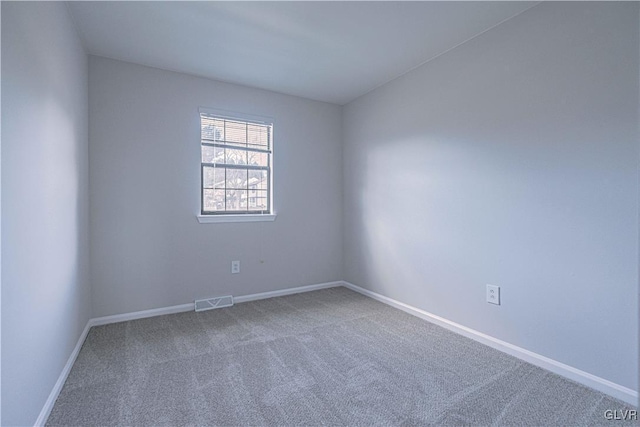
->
343, 1, 639, 391
1, 2, 91, 425
89, 57, 343, 317
0, 4, 3, 422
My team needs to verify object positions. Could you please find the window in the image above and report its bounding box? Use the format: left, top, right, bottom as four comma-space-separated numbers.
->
200, 110, 273, 218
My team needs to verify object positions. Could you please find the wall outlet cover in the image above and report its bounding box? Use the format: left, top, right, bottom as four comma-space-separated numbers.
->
486, 284, 500, 305
231, 260, 240, 274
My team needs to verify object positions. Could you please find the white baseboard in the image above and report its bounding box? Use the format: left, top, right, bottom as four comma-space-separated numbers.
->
234, 281, 342, 303
34, 280, 343, 426
341, 281, 638, 406
90, 303, 194, 327
34, 321, 92, 426
90, 280, 343, 327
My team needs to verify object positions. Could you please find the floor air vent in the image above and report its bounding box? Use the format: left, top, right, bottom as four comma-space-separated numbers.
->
195, 295, 234, 312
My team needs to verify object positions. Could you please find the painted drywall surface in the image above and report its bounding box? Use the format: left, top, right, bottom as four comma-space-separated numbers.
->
0, 4, 3, 423
1, 2, 91, 425
343, 2, 639, 390
89, 57, 343, 317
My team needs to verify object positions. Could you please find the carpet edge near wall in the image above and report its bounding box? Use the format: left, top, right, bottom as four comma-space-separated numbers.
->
341, 281, 637, 405
34, 280, 343, 425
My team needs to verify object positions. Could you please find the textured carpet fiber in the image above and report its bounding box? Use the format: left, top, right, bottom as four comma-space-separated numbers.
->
47, 287, 635, 426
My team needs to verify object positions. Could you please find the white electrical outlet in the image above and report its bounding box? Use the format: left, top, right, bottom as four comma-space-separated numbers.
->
486, 284, 500, 305
231, 260, 240, 274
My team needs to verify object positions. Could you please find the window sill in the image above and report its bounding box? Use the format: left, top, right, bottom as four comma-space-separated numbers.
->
197, 214, 277, 224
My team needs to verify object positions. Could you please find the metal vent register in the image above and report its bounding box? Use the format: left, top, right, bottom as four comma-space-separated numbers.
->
195, 295, 234, 312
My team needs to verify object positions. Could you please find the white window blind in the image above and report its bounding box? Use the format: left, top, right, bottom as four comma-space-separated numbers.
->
200, 113, 272, 215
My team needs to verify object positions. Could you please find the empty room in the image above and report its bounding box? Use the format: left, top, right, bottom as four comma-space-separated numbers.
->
1, 1, 639, 426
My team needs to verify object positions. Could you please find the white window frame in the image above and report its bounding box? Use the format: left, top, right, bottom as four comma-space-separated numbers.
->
197, 107, 276, 224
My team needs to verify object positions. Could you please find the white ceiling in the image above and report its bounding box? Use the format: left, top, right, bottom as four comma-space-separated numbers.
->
67, 1, 537, 105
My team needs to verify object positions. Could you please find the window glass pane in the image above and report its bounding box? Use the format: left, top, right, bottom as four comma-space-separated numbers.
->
225, 190, 247, 211
238, 190, 248, 210
248, 190, 267, 210
213, 167, 226, 189
201, 113, 271, 214
203, 189, 215, 211
226, 168, 248, 190
247, 151, 268, 167
203, 166, 214, 189
214, 189, 225, 210
203, 166, 225, 189
202, 146, 224, 163
225, 148, 247, 165
203, 189, 225, 211
248, 170, 268, 190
